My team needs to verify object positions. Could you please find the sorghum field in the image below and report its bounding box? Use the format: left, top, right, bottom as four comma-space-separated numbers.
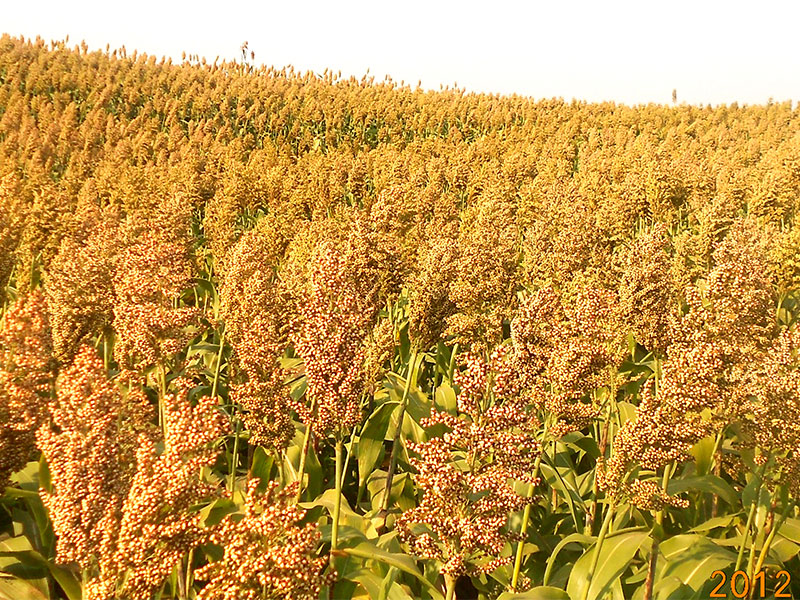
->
2, 33, 800, 600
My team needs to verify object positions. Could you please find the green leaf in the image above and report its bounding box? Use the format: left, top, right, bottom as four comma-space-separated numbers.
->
319, 524, 368, 545
9, 462, 55, 553
543, 533, 595, 586
0, 579, 49, 600
378, 565, 395, 600
650, 576, 704, 600
666, 475, 738, 507
616, 401, 638, 425
358, 401, 400, 489
38, 456, 52, 495
770, 535, 800, 563
688, 512, 741, 533
0, 536, 81, 600
345, 568, 384, 598
195, 497, 237, 527
434, 381, 457, 414
339, 541, 444, 600
689, 435, 715, 476
250, 447, 274, 491
305, 489, 377, 537
540, 461, 583, 532
497, 587, 572, 600
658, 535, 736, 590
566, 532, 649, 600
776, 517, 800, 544
561, 433, 601, 460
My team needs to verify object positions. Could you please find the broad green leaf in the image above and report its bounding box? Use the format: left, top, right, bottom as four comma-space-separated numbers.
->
319, 524, 368, 545
339, 541, 444, 600
616, 401, 638, 425
689, 435, 715, 476
379, 566, 397, 600
688, 512, 741, 533
667, 475, 738, 507
195, 497, 237, 527
649, 576, 704, 600
38, 456, 52, 495
9, 462, 55, 556
0, 579, 49, 600
776, 517, 800, 544
434, 381, 457, 414
770, 535, 800, 563
249, 446, 274, 491
658, 535, 735, 590
552, 442, 583, 503
0, 536, 81, 600
497, 586, 571, 600
741, 473, 765, 508
366, 471, 412, 513
544, 531, 595, 586
540, 461, 583, 531
0, 535, 35, 553
305, 489, 377, 537
561, 433, 601, 460
358, 401, 400, 489
566, 532, 648, 600
346, 568, 385, 598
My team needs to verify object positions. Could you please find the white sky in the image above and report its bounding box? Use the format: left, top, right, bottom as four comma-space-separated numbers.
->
4, 0, 799, 106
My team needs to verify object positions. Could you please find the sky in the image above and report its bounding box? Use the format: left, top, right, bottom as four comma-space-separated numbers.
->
3, 0, 799, 106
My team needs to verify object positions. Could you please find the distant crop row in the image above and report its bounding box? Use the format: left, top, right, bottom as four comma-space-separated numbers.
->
2, 34, 800, 600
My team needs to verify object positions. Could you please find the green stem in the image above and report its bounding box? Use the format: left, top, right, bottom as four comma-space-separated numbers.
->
229, 413, 240, 494
580, 502, 615, 600
746, 501, 770, 584
332, 439, 344, 554
734, 498, 758, 571
511, 426, 549, 591
184, 548, 194, 598
735, 463, 768, 573
587, 403, 613, 536
445, 574, 457, 600
159, 364, 168, 443
295, 401, 315, 503
211, 331, 225, 399
103, 330, 110, 372
448, 343, 459, 383
643, 467, 671, 600
511, 499, 533, 590
753, 499, 794, 577
708, 427, 726, 474
381, 348, 418, 513
340, 425, 357, 491
326, 439, 346, 600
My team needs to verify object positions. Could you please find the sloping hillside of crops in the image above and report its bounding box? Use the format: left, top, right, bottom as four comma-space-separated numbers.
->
2, 33, 800, 600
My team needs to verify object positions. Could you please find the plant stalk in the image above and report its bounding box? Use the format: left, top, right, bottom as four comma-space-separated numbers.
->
643, 467, 671, 600
511, 426, 549, 591
735, 460, 768, 573
295, 400, 315, 503
448, 344, 459, 382
159, 363, 168, 442
381, 348, 418, 513
229, 413, 240, 494
753, 499, 794, 581
184, 548, 194, 598
211, 331, 225, 399
580, 502, 615, 600
332, 439, 344, 554
445, 574, 457, 600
